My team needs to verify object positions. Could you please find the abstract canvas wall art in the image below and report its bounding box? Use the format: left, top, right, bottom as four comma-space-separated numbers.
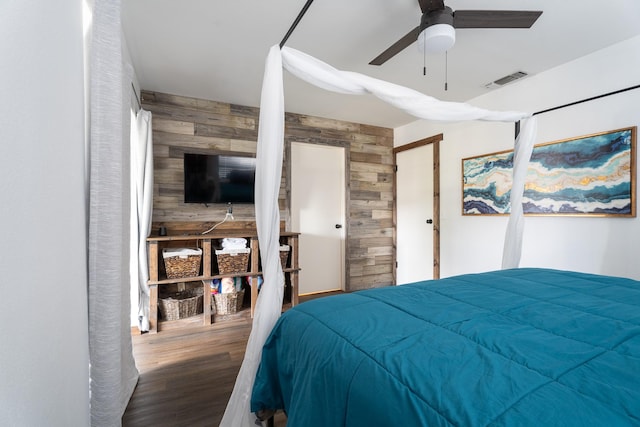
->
462, 127, 636, 216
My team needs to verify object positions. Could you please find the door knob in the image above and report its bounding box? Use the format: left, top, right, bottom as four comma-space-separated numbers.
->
426, 219, 433, 224
335, 224, 343, 229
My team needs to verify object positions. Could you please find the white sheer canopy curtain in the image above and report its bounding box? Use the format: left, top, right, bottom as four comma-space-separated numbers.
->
88, 0, 139, 425
221, 43, 286, 427
221, 45, 537, 426
502, 116, 537, 269
130, 109, 153, 332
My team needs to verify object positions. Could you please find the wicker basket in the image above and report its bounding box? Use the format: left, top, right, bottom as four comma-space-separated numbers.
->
279, 245, 290, 269
163, 248, 202, 279
158, 288, 203, 321
213, 290, 245, 315
215, 248, 250, 274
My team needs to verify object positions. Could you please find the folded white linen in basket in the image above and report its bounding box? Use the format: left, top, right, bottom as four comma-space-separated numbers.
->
222, 237, 248, 250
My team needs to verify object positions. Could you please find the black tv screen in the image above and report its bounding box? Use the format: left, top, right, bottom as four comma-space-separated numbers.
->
184, 153, 256, 204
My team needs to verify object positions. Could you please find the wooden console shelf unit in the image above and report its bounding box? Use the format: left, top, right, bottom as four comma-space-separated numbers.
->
147, 230, 300, 334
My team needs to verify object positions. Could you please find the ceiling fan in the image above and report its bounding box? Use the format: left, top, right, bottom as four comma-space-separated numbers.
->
369, 0, 542, 65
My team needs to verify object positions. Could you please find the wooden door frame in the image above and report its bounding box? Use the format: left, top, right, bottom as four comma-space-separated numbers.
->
393, 133, 442, 283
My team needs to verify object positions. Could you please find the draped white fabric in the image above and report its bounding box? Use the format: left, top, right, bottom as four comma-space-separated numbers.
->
282, 48, 530, 123
502, 116, 538, 269
222, 45, 537, 426
88, 0, 139, 424
130, 109, 154, 332
221, 45, 286, 427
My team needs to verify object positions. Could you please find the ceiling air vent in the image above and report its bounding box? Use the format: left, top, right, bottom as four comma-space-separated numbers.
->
485, 71, 528, 89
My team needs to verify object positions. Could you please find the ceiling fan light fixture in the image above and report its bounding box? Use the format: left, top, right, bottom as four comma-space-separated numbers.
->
417, 23, 456, 53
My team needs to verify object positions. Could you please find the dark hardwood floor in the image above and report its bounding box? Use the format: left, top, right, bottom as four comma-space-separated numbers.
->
123, 292, 340, 426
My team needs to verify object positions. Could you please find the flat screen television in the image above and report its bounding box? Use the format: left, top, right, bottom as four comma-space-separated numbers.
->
184, 153, 256, 204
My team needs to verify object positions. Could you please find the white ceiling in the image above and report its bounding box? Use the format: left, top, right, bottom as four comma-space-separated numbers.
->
122, 0, 640, 128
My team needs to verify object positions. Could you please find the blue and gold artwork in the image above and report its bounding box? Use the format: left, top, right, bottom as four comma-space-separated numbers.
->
462, 127, 636, 216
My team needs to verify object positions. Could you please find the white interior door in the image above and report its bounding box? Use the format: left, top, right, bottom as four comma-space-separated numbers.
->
396, 144, 434, 284
291, 142, 345, 294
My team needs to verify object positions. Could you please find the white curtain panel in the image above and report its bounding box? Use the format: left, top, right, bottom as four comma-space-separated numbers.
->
131, 109, 153, 332
222, 45, 537, 426
502, 116, 538, 269
221, 44, 286, 427
88, 0, 139, 425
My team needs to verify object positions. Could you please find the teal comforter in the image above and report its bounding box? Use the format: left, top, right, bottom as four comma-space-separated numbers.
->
251, 268, 640, 426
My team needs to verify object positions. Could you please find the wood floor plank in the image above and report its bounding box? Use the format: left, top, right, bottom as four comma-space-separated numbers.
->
123, 293, 341, 426
123, 312, 254, 426
123, 316, 266, 424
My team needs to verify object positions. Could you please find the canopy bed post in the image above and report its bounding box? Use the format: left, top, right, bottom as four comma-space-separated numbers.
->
279, 0, 315, 48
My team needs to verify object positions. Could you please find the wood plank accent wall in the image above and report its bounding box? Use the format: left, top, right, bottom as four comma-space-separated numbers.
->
141, 90, 394, 291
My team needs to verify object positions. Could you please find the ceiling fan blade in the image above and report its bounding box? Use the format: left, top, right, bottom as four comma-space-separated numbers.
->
418, 0, 444, 14
453, 10, 542, 28
369, 26, 420, 66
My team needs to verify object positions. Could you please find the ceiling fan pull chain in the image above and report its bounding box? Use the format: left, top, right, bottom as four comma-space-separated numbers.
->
423, 41, 427, 76
445, 51, 448, 91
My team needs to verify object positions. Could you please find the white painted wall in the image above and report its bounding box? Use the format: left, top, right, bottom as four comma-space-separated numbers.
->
395, 35, 640, 280
0, 2, 90, 426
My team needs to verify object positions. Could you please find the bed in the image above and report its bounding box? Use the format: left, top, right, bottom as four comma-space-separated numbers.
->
251, 268, 640, 426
